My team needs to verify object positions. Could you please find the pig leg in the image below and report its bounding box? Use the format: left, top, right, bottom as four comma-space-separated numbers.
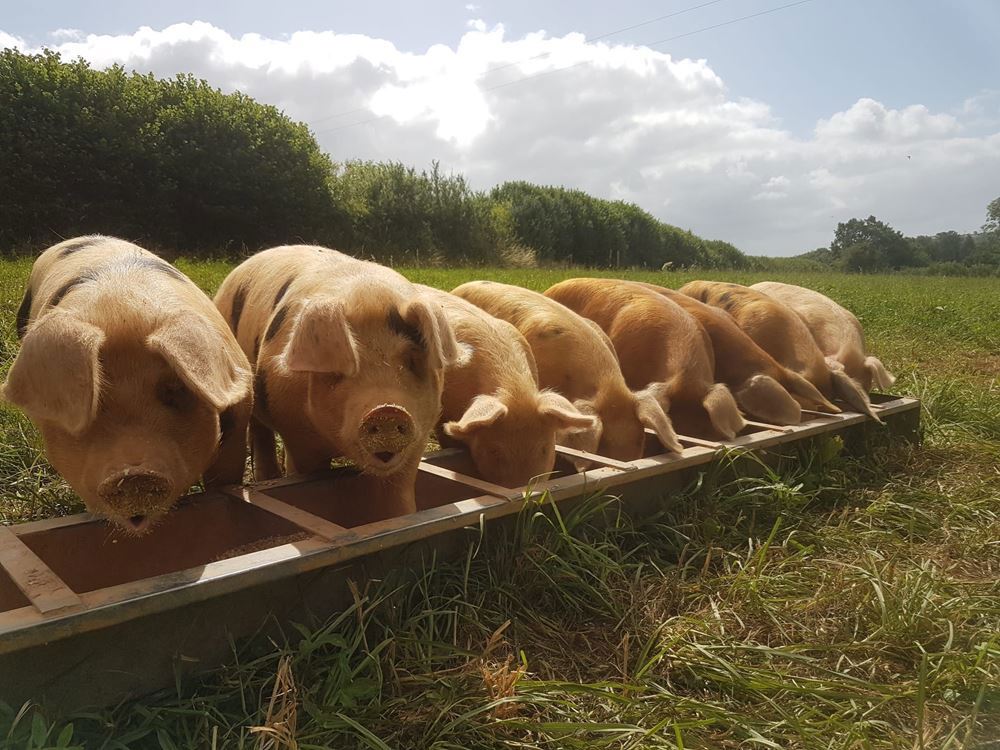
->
204, 394, 253, 487
251, 417, 282, 481
281, 430, 334, 476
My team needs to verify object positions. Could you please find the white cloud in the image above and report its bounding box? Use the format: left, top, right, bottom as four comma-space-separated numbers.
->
4, 21, 999, 255
0, 30, 25, 50
50, 28, 83, 41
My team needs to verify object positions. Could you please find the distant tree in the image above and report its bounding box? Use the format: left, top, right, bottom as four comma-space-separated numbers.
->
983, 197, 1000, 234
796, 246, 836, 266
830, 215, 917, 270
841, 242, 886, 273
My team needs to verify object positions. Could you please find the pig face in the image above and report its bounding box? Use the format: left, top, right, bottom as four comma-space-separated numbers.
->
3, 310, 250, 534
282, 293, 458, 477
443, 391, 597, 487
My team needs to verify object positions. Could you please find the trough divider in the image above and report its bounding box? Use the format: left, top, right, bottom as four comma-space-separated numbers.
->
743, 420, 795, 433
798, 409, 845, 420
553, 445, 637, 471
417, 461, 520, 500
10, 512, 102, 536
0, 526, 84, 616
655, 431, 723, 450
219, 486, 356, 542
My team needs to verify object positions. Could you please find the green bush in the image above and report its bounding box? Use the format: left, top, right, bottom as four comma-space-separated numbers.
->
489, 181, 736, 268
0, 49, 340, 255
1, 48, 751, 269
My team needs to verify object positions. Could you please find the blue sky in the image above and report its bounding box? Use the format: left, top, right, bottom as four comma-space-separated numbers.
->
3, 0, 998, 254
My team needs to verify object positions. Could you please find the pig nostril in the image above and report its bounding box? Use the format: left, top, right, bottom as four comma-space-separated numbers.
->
396, 425, 407, 434
367, 424, 379, 435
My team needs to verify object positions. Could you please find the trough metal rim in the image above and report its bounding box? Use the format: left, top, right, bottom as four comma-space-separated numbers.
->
0, 395, 918, 654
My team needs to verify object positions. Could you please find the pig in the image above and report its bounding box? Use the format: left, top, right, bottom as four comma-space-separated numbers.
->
678, 281, 879, 419
3, 235, 253, 534
418, 286, 598, 486
749, 281, 896, 393
628, 281, 841, 424
213, 245, 461, 522
544, 278, 747, 440
450, 280, 682, 459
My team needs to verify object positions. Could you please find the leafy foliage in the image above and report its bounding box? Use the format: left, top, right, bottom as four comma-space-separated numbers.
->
797, 208, 1000, 276
490, 181, 735, 268
1, 49, 340, 254
329, 160, 508, 265
1, 49, 751, 269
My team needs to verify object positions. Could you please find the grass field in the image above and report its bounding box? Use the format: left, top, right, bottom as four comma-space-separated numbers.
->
1, 261, 998, 748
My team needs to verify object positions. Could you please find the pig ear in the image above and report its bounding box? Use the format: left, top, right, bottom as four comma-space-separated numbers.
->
782, 371, 840, 414
830, 368, 882, 423
537, 391, 598, 433
702, 383, 747, 439
634, 388, 683, 453
443, 395, 508, 439
641, 380, 672, 411
407, 297, 461, 371
554, 399, 603, 466
283, 298, 359, 376
2, 310, 104, 436
866, 356, 896, 391
735, 375, 801, 426
148, 313, 252, 411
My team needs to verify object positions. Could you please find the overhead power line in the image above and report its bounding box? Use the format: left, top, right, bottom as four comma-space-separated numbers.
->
312, 0, 818, 137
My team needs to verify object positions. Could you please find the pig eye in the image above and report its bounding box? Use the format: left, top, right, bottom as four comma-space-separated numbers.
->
157, 378, 194, 411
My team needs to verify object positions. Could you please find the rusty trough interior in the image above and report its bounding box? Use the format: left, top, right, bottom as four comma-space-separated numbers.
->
0, 394, 919, 640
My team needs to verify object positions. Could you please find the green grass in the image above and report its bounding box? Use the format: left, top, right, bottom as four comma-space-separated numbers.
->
1, 262, 998, 748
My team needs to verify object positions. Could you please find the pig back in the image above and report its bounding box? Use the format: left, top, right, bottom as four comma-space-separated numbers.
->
545, 278, 715, 399
679, 280, 832, 389
629, 281, 785, 387
452, 280, 621, 400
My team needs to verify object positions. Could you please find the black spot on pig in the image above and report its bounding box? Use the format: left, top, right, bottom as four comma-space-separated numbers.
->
134, 257, 188, 284
387, 308, 424, 349
49, 276, 90, 309
273, 278, 293, 308
58, 238, 95, 257
264, 305, 288, 343
230, 283, 248, 334
15, 288, 32, 339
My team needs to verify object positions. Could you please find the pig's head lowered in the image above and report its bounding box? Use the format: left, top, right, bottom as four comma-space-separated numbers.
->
278, 283, 459, 476
571, 382, 683, 462
443, 390, 597, 487
3, 309, 252, 535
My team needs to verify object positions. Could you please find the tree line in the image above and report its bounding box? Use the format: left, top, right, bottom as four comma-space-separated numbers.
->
3, 48, 995, 274
1, 48, 749, 269
794, 206, 1000, 276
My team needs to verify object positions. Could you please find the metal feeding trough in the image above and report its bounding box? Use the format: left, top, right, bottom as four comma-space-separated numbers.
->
0, 394, 920, 712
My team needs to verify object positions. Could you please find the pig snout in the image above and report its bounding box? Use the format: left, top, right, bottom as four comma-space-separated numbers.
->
98, 468, 175, 534
358, 404, 416, 470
